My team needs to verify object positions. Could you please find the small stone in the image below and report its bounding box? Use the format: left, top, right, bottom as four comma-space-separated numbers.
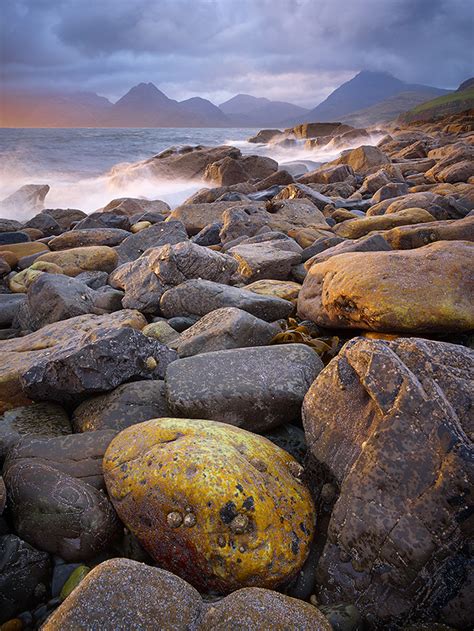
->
229, 514, 249, 534
167, 512, 183, 528
60, 566, 90, 601
183, 513, 197, 528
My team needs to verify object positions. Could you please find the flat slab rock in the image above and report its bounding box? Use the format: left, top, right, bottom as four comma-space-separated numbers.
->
42, 558, 331, 630
20, 326, 178, 405
0, 309, 147, 413
160, 279, 293, 321
115, 219, 188, 263
166, 344, 323, 432
302, 336, 474, 629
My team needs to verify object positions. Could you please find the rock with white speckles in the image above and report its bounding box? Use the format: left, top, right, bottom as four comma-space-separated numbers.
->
165, 344, 323, 431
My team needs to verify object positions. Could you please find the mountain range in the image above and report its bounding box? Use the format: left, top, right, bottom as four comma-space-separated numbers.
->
0, 71, 453, 128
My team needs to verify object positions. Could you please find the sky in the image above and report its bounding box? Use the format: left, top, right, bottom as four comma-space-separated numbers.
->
1, 0, 473, 108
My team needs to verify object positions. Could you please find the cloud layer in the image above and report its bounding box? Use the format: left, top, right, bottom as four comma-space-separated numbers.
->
2, 0, 473, 106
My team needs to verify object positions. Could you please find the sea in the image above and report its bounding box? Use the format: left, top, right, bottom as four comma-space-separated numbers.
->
0, 127, 379, 218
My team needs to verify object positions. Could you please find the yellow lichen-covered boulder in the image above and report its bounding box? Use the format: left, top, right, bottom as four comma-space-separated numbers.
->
297, 240, 474, 333
334, 207, 435, 239
36, 246, 118, 276
103, 417, 315, 593
0, 241, 49, 259
9, 261, 64, 293
245, 279, 301, 303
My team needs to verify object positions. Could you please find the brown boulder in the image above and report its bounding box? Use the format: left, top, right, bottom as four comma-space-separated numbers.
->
328, 145, 390, 175
334, 208, 436, 239
303, 336, 474, 629
291, 122, 353, 139
297, 240, 474, 332
298, 164, 354, 185
36, 246, 118, 276
383, 215, 474, 249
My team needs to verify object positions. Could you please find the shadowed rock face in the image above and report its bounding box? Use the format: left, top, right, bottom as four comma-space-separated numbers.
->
302, 336, 474, 629
42, 559, 332, 631
4, 460, 121, 561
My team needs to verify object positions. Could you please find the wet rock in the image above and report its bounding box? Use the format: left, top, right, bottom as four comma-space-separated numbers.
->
20, 326, 177, 405
0, 294, 25, 327
328, 145, 390, 175
110, 240, 238, 313
383, 215, 474, 249
0, 309, 146, 413
72, 381, 169, 432
166, 344, 323, 431
304, 233, 391, 269
0, 534, 51, 624
48, 228, 130, 250
115, 220, 188, 263
4, 430, 116, 489
167, 316, 199, 332
160, 278, 293, 321
59, 565, 90, 601
298, 240, 474, 332
190, 221, 223, 247
292, 122, 353, 139
0, 402, 71, 462
102, 197, 170, 217
104, 418, 316, 592
174, 307, 278, 357
204, 155, 278, 186
0, 184, 50, 219
303, 336, 474, 629
318, 604, 364, 631
248, 129, 282, 143
299, 164, 355, 185
36, 245, 118, 276
4, 460, 120, 561
73, 211, 131, 231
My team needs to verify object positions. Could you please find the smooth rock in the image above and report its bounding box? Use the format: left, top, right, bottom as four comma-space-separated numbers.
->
4, 460, 121, 561
160, 279, 293, 321
166, 344, 323, 431
48, 228, 130, 250
115, 220, 188, 263
0, 295, 25, 327
36, 245, 118, 276
298, 240, 474, 332
334, 208, 436, 239
104, 418, 316, 591
72, 381, 169, 433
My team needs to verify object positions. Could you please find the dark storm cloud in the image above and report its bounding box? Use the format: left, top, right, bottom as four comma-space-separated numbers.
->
1, 0, 473, 106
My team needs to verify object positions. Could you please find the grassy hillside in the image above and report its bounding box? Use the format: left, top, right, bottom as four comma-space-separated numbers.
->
400, 87, 474, 121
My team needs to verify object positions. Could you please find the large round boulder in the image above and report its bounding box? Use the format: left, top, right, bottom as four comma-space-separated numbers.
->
297, 240, 474, 333
103, 418, 316, 593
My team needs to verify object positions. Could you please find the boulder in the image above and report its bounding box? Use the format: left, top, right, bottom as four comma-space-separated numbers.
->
0, 241, 49, 260
15, 273, 123, 331
0, 294, 25, 327
204, 155, 278, 186
73, 211, 131, 231
304, 234, 391, 269
20, 326, 178, 405
72, 381, 169, 433
115, 220, 188, 263
298, 240, 474, 333
42, 207, 87, 230
104, 418, 316, 591
43, 558, 331, 630
0, 402, 71, 462
0, 218, 23, 233
3, 430, 116, 489
23, 212, 61, 236
0, 535, 51, 624
166, 344, 323, 431
298, 165, 355, 185
229, 240, 302, 282
248, 129, 283, 143
292, 123, 353, 139
160, 279, 293, 321
328, 145, 390, 175
48, 228, 130, 250
367, 192, 466, 220
245, 279, 302, 303
383, 215, 474, 249
0, 309, 146, 413
36, 245, 118, 276
334, 208, 436, 239
174, 307, 278, 357
428, 159, 474, 183
0, 184, 50, 219
109, 241, 238, 313
302, 337, 474, 629
102, 197, 170, 217
0, 231, 30, 245
4, 460, 120, 561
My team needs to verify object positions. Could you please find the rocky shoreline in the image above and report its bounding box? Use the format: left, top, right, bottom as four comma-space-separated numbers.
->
0, 111, 473, 631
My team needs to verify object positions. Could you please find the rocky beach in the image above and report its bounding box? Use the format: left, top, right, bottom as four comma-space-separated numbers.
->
0, 107, 473, 631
